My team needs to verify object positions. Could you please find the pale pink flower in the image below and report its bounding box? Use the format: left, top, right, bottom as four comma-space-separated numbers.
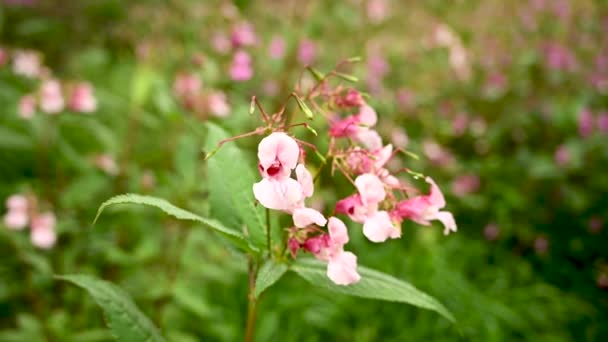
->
297, 39, 316, 65
367, 0, 389, 23
308, 217, 360, 285
391, 128, 409, 148
18, 94, 36, 119
295, 164, 314, 197
396, 88, 415, 111
230, 50, 253, 81
597, 112, 608, 133
30, 212, 56, 249
329, 105, 381, 150
3, 195, 29, 230
395, 177, 457, 235
543, 42, 577, 72
94, 154, 119, 176
554, 144, 570, 167
12, 50, 41, 78
335, 89, 365, 108
207, 91, 230, 118
39, 79, 64, 114
335, 194, 369, 223
346, 144, 392, 175
292, 207, 327, 228
6, 194, 28, 212
451, 174, 480, 197
362, 210, 401, 242
257, 132, 300, 179
355, 173, 386, 206
484, 223, 500, 241
69, 82, 97, 113
269, 36, 286, 60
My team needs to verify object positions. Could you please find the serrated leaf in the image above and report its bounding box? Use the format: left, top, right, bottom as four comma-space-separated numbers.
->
291, 258, 455, 323
94, 193, 256, 253
205, 123, 267, 250
57, 274, 166, 342
255, 260, 288, 298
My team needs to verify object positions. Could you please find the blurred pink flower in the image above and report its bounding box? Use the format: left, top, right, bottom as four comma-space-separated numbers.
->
554, 144, 570, 167
484, 223, 500, 241
367, 54, 389, 93
329, 105, 382, 150
451, 174, 480, 197
297, 39, 316, 65
231, 22, 257, 48
94, 154, 119, 176
18, 94, 36, 119
543, 42, 577, 72
269, 35, 286, 60
577, 108, 594, 138
30, 212, 56, 249
39, 79, 64, 114
422, 140, 454, 166
367, 0, 389, 23
390, 128, 409, 148
3, 194, 29, 230
452, 113, 469, 136
211, 32, 232, 55
207, 91, 230, 118
173, 73, 201, 98
69, 82, 97, 113
12, 50, 41, 78
534, 236, 549, 254
230, 50, 253, 81
396, 88, 415, 111
363, 210, 401, 243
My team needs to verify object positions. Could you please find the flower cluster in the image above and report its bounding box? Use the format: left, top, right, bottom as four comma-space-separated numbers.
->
3, 194, 57, 249
1, 48, 98, 118
173, 73, 231, 118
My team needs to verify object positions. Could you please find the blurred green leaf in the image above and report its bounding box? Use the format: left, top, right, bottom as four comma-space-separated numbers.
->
94, 194, 256, 253
205, 123, 267, 250
0, 127, 33, 149
293, 94, 314, 119
255, 260, 288, 298
291, 258, 455, 323
57, 274, 165, 342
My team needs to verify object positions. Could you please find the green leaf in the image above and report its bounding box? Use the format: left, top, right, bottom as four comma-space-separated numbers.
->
291, 258, 455, 323
57, 274, 165, 342
255, 260, 288, 298
205, 123, 267, 250
0, 127, 32, 149
94, 193, 256, 253
306, 66, 325, 81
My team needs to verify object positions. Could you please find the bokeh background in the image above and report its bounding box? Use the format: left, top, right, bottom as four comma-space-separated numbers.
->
1, 0, 608, 341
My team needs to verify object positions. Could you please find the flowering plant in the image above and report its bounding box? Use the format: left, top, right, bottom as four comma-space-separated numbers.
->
64, 60, 457, 341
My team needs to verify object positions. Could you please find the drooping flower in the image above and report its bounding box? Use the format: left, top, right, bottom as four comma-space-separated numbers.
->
12, 50, 41, 78
230, 22, 257, 48
329, 105, 382, 150
30, 212, 56, 249
355, 173, 386, 206
3, 194, 29, 230
257, 132, 300, 179
39, 79, 64, 114
395, 177, 457, 235
362, 210, 401, 243
252, 177, 303, 212
207, 91, 231, 118
69, 82, 97, 113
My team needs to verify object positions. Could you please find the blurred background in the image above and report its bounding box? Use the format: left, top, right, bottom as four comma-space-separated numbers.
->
1, 0, 607, 341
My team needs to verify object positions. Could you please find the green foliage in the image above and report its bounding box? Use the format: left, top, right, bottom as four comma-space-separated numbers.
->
291, 258, 455, 323
57, 274, 165, 342
255, 260, 288, 298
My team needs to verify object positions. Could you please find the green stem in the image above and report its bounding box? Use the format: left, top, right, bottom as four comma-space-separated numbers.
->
266, 208, 271, 255
244, 256, 258, 342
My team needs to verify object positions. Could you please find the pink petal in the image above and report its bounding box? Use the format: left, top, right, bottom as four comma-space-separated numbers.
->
257, 132, 300, 177
425, 177, 446, 208
357, 105, 377, 126
328, 217, 349, 246
30, 212, 56, 249
355, 173, 386, 205
354, 129, 383, 151
436, 211, 457, 235
3, 211, 28, 230
327, 251, 361, 285
295, 164, 314, 198
252, 178, 303, 212
362, 211, 401, 243
6, 194, 28, 211
373, 144, 393, 169
293, 207, 327, 228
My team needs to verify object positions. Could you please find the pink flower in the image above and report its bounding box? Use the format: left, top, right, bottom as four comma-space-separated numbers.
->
395, 177, 457, 235
269, 35, 286, 60
292, 207, 327, 228
253, 178, 303, 212
211, 32, 232, 55
231, 22, 257, 48
451, 174, 480, 197
257, 132, 300, 179
12, 50, 41, 78
173, 73, 201, 98
367, 0, 389, 23
69, 82, 97, 113
355, 173, 386, 206
207, 91, 230, 118
308, 217, 360, 285
30, 212, 56, 249
297, 39, 316, 65
94, 154, 119, 176
554, 144, 570, 167
578, 108, 594, 138
230, 50, 253, 81
18, 94, 36, 119
3, 194, 29, 230
329, 105, 381, 150
335, 194, 369, 223
484, 223, 499, 241
39, 79, 64, 114
346, 144, 393, 175
295, 164, 313, 197
335, 89, 365, 108
362, 210, 401, 242
597, 112, 608, 133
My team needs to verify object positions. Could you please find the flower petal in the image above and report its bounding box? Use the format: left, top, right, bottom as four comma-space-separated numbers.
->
253, 178, 303, 212
362, 211, 401, 243
436, 211, 457, 235
257, 132, 300, 174
328, 217, 349, 246
295, 164, 314, 198
293, 207, 327, 228
355, 173, 386, 205
327, 251, 361, 285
